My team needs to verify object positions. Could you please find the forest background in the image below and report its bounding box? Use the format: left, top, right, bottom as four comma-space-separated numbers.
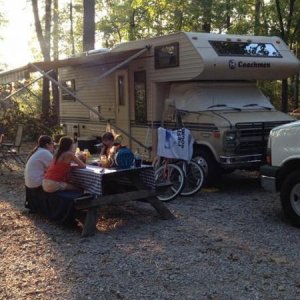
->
0, 0, 299, 139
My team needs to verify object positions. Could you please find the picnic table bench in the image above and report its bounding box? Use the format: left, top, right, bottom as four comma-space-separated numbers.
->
70, 165, 175, 237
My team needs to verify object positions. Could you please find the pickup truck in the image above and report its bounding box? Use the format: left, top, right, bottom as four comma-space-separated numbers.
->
260, 120, 300, 227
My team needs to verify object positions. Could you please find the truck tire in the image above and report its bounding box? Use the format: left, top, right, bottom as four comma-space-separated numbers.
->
280, 170, 300, 228
193, 148, 221, 186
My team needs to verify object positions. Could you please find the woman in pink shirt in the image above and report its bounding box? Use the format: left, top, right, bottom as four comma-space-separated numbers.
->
43, 136, 86, 193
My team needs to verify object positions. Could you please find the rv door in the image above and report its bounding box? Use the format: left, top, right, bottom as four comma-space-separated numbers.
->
115, 70, 130, 146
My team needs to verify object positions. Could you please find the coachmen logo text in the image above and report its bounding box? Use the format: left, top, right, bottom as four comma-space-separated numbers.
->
228, 59, 271, 69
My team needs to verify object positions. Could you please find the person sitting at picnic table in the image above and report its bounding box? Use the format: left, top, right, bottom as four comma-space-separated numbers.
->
42, 136, 86, 193
99, 132, 121, 167
24, 135, 55, 211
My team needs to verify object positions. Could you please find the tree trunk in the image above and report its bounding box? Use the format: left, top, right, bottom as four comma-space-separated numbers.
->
42, 78, 50, 120
202, 0, 213, 33
32, 0, 51, 60
31, 0, 52, 124
53, 0, 59, 60
281, 79, 288, 113
225, 0, 231, 31
83, 0, 95, 52
293, 73, 299, 110
51, 0, 59, 126
274, 0, 297, 113
50, 70, 59, 126
44, 0, 51, 61
254, 0, 261, 35
70, 0, 75, 55
128, 9, 136, 41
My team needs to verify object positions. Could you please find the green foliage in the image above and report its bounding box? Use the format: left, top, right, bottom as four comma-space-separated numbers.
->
1, 0, 299, 138
95, 0, 300, 47
258, 81, 282, 110
51, 0, 84, 57
258, 78, 299, 112
94, 0, 299, 112
0, 82, 57, 141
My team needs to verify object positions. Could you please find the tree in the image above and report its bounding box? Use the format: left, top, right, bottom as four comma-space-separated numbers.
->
27, 0, 299, 114
32, 0, 51, 124
52, 0, 60, 120
0, 4, 8, 70
32, 0, 60, 126
269, 0, 300, 112
83, 0, 95, 51
254, 0, 262, 35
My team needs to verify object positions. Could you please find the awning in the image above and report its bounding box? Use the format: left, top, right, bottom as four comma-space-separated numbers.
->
0, 48, 146, 84
0, 66, 30, 84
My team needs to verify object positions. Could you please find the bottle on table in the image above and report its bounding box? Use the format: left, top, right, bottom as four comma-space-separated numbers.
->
134, 148, 142, 168
75, 147, 81, 156
83, 148, 91, 158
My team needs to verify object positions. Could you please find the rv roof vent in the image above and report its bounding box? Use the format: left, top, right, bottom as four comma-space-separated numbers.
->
86, 48, 110, 56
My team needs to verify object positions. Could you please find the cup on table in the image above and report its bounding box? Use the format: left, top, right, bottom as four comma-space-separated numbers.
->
134, 158, 142, 168
100, 155, 109, 167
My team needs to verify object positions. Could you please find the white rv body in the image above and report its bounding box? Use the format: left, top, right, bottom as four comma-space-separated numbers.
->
1, 32, 298, 184
54, 32, 299, 183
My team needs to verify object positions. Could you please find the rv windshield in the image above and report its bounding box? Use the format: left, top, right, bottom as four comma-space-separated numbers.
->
170, 83, 275, 112
209, 41, 282, 58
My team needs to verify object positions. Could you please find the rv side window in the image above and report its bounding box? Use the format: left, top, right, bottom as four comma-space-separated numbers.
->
209, 41, 282, 57
61, 79, 76, 100
154, 43, 179, 69
134, 71, 147, 123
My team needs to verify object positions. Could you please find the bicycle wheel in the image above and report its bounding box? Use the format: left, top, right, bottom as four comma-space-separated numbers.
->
179, 160, 205, 196
155, 163, 185, 201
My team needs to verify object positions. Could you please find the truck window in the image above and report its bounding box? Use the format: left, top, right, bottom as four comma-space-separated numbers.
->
154, 42, 179, 69
134, 71, 147, 123
61, 79, 76, 100
209, 41, 282, 58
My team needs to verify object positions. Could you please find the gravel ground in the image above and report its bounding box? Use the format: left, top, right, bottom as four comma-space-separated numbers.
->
0, 165, 299, 300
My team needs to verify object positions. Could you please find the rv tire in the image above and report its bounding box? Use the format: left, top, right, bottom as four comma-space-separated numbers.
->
280, 170, 300, 228
193, 148, 221, 186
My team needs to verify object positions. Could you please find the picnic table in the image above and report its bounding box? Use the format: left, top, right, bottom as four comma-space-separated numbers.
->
70, 165, 175, 236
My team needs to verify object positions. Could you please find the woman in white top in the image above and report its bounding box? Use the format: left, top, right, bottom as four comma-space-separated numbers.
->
24, 135, 54, 212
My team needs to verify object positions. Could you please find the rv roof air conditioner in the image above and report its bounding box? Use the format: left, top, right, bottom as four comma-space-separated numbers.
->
86, 48, 110, 56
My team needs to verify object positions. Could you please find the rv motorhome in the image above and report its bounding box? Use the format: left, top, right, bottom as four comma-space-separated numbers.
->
0, 32, 299, 184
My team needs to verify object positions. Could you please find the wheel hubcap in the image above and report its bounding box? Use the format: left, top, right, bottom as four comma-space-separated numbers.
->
193, 156, 208, 175
290, 183, 300, 216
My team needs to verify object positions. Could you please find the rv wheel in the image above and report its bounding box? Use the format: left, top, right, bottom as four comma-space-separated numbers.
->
193, 148, 221, 186
280, 170, 300, 228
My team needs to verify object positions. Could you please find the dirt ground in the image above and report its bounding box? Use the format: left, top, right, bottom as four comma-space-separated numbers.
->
0, 160, 299, 300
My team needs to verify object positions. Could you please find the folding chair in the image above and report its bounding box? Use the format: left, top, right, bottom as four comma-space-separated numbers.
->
1, 124, 23, 153
0, 124, 25, 167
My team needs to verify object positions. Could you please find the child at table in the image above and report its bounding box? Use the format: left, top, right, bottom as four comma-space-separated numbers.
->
42, 136, 86, 193
99, 132, 121, 167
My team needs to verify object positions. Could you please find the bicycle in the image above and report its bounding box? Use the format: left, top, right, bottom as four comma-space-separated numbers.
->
153, 156, 185, 202
154, 156, 204, 200
153, 126, 205, 201
175, 159, 205, 196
